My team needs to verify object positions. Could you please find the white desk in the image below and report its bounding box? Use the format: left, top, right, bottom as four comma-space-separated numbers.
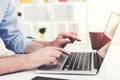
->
0, 45, 120, 80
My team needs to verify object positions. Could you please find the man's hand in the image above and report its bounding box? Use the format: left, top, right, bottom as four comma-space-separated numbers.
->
27, 47, 70, 68
51, 32, 81, 48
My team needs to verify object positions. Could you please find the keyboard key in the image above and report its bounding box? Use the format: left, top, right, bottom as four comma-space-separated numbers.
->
62, 53, 73, 70
73, 53, 81, 70
78, 53, 85, 70
83, 53, 90, 71
68, 53, 77, 70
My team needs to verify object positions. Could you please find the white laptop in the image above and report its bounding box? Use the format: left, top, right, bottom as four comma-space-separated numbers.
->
35, 12, 120, 75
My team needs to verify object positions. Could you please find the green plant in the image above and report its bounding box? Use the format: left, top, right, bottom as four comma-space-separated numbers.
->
39, 27, 46, 33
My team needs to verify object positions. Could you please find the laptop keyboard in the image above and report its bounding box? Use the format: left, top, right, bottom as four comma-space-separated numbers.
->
62, 52, 92, 71
93, 53, 103, 70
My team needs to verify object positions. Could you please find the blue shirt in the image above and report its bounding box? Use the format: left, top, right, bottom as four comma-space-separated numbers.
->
0, 0, 34, 54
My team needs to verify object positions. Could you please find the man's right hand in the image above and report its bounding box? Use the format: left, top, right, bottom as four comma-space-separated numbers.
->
27, 47, 70, 69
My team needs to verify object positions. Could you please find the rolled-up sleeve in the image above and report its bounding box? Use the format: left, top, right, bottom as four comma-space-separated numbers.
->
0, 0, 34, 54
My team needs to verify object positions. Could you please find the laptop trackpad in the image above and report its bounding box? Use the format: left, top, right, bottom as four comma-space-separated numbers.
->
37, 54, 67, 71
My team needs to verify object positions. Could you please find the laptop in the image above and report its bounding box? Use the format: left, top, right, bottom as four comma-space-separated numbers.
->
35, 12, 120, 75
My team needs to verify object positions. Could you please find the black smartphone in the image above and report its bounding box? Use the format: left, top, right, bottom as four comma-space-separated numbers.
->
32, 76, 68, 80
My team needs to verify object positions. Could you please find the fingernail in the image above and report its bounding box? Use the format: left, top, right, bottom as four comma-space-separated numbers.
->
67, 52, 71, 55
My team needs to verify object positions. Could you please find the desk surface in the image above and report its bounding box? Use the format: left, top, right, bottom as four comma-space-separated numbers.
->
0, 45, 120, 80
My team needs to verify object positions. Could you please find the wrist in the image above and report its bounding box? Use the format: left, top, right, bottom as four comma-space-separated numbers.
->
21, 54, 34, 69
49, 41, 54, 46
25, 40, 53, 53
23, 53, 38, 69
26, 53, 47, 69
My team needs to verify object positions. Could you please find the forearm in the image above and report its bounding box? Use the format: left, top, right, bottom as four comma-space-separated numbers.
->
25, 40, 52, 53
0, 54, 31, 75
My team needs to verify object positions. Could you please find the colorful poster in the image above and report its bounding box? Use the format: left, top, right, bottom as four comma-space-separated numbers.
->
21, 0, 31, 3
59, 0, 67, 2
44, 0, 49, 3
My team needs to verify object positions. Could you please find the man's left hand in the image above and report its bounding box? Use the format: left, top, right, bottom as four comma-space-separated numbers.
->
51, 32, 81, 48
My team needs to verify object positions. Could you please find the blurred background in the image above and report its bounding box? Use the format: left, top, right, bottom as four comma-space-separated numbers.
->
13, 0, 120, 45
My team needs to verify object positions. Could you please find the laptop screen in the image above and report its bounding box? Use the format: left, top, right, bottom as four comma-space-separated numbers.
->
97, 12, 120, 58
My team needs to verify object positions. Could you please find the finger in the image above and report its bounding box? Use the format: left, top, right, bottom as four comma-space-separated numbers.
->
61, 32, 81, 41
69, 32, 77, 36
49, 57, 58, 65
69, 32, 78, 42
50, 51, 62, 58
59, 38, 75, 47
54, 47, 71, 55
60, 38, 71, 44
